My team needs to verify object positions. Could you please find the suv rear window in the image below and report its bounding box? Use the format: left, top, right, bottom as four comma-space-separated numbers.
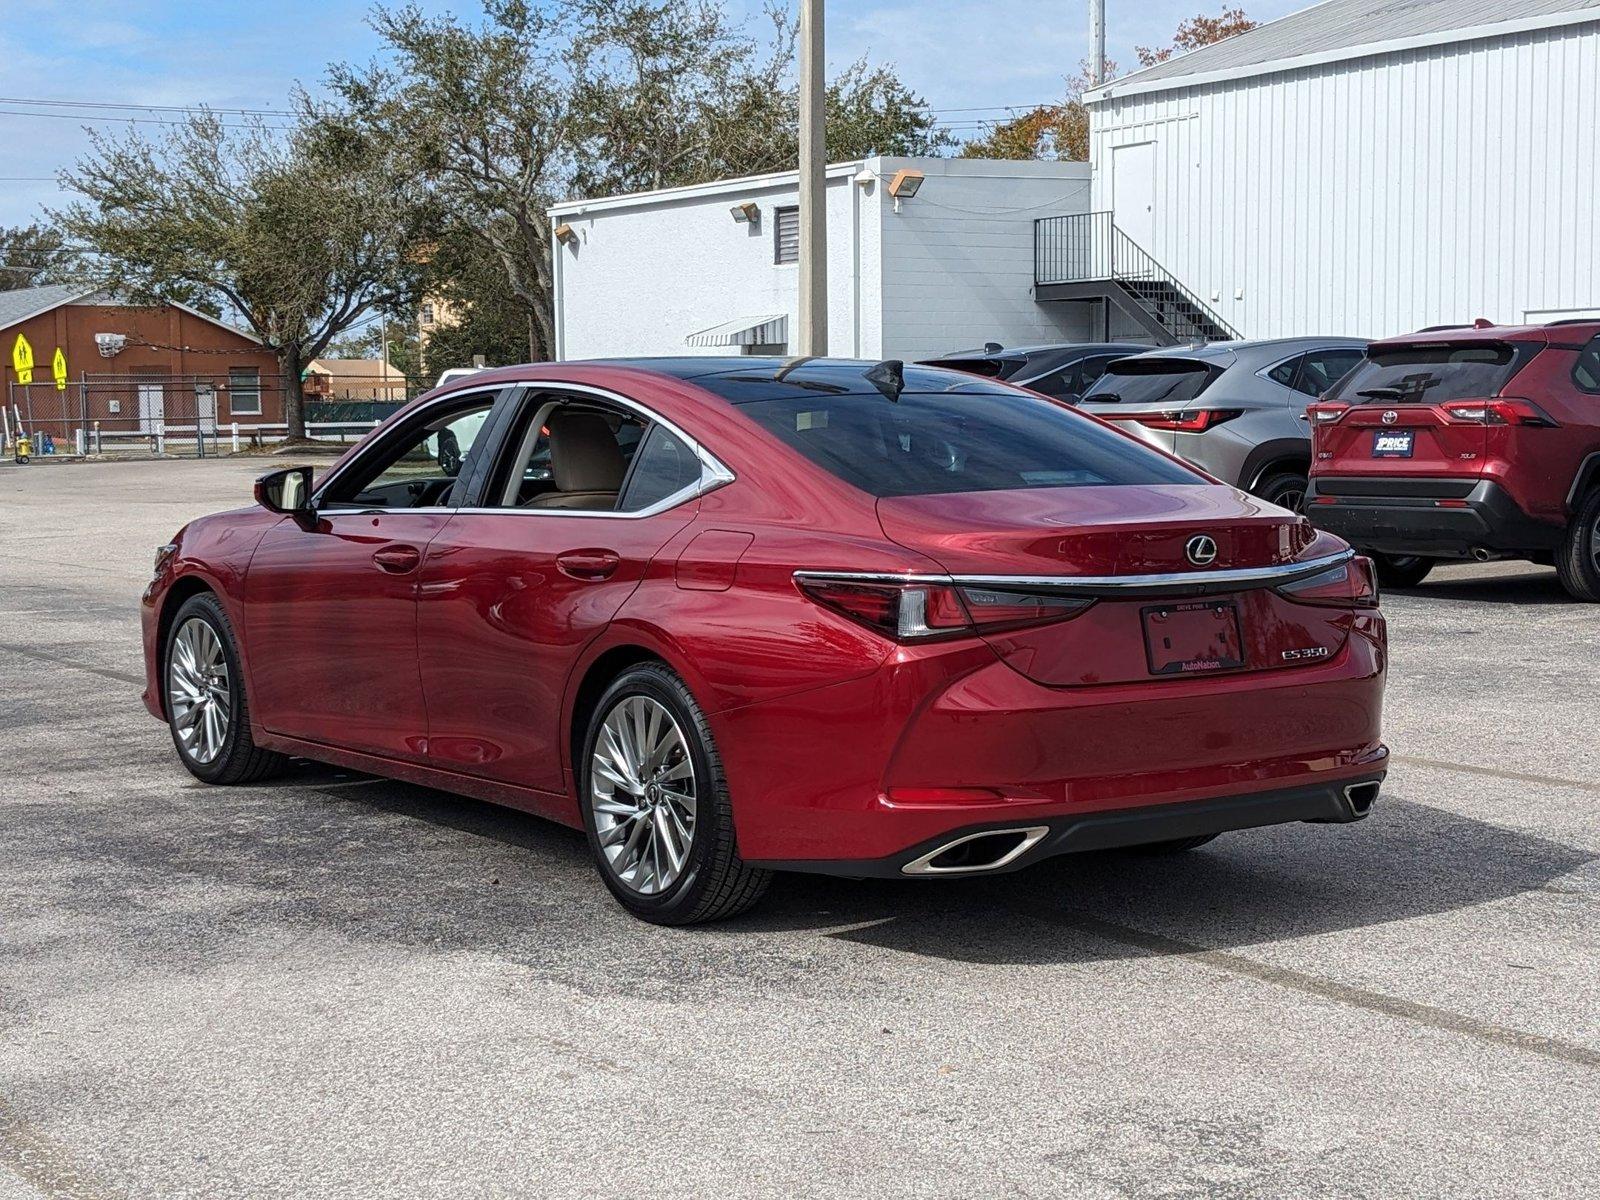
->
1081, 360, 1220, 406
739, 391, 1201, 498
1332, 342, 1534, 404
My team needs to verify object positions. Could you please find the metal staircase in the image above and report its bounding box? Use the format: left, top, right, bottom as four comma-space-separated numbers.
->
1034, 212, 1239, 345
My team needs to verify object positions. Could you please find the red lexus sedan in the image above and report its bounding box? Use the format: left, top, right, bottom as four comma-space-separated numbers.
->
142, 358, 1388, 924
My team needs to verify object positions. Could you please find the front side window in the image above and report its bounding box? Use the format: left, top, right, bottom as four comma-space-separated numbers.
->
739, 389, 1202, 498
323, 396, 496, 509
228, 367, 262, 416
1331, 342, 1534, 404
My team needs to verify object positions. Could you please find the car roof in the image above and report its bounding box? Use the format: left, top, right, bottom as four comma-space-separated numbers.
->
1369, 320, 1600, 349
1107, 336, 1368, 370
931, 341, 1149, 359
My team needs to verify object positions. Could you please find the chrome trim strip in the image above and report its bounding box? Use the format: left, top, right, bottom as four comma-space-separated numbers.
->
794, 549, 1355, 598
901, 826, 1051, 876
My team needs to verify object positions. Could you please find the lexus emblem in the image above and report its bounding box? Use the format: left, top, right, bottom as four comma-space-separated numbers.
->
1381, 410, 1399, 425
1185, 535, 1219, 567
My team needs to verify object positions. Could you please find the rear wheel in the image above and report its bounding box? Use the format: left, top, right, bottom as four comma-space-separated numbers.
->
579, 663, 771, 925
1255, 471, 1308, 514
1369, 552, 1435, 589
1555, 489, 1600, 601
164, 593, 286, 784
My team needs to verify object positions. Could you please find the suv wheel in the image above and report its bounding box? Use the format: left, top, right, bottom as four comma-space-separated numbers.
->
1256, 471, 1308, 514
164, 594, 287, 784
1369, 553, 1434, 589
1555, 489, 1600, 601
579, 663, 771, 925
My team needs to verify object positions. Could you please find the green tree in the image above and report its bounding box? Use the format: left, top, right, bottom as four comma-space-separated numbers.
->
328, 0, 947, 362
53, 107, 434, 440
0, 223, 72, 290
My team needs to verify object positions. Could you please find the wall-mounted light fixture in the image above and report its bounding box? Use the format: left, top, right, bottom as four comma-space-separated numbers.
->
730, 201, 761, 225
553, 222, 577, 246
886, 169, 925, 213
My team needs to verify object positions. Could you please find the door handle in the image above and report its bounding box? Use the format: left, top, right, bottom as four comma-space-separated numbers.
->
556, 549, 621, 581
372, 544, 423, 574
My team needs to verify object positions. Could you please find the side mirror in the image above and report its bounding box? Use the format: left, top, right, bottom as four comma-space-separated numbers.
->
255, 466, 315, 521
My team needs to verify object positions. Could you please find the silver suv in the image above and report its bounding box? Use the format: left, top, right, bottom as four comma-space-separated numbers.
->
1078, 338, 1368, 511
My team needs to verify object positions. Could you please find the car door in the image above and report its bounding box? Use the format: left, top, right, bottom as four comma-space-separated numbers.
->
415, 387, 715, 795
243, 389, 504, 760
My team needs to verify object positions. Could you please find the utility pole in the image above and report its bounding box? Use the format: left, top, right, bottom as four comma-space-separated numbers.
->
797, 0, 828, 355
1089, 0, 1107, 86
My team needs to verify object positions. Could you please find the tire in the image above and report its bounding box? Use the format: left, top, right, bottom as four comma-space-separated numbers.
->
1126, 833, 1220, 855
1555, 488, 1600, 601
163, 593, 287, 785
578, 663, 771, 925
1255, 471, 1308, 515
1369, 552, 1435, 589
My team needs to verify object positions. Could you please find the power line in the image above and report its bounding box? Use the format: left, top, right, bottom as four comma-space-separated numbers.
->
0, 95, 298, 117
0, 106, 291, 130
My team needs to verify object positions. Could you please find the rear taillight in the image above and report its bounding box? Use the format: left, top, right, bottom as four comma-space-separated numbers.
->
1275, 557, 1379, 609
1440, 398, 1558, 427
1306, 402, 1349, 424
1104, 409, 1243, 432
795, 576, 1091, 641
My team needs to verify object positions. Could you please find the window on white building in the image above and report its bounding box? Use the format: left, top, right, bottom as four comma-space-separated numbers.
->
774, 207, 799, 265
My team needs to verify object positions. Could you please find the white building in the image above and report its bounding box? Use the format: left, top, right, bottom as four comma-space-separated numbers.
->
1085, 0, 1600, 339
548, 156, 1133, 361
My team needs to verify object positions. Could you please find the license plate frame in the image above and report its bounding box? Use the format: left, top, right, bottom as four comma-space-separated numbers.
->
1142, 600, 1245, 676
1372, 429, 1415, 458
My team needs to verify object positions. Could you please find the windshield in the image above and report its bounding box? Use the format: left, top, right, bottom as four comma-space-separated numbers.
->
739, 390, 1202, 498
1331, 342, 1534, 403
1081, 361, 1218, 406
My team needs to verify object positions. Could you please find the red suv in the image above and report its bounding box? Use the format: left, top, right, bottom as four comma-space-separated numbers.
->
1305, 321, 1600, 599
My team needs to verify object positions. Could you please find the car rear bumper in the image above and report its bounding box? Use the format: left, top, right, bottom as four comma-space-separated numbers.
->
717, 615, 1388, 868
1305, 478, 1563, 557
756, 774, 1385, 878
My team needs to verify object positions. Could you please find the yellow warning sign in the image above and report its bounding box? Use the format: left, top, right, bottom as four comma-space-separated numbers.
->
11, 333, 33, 384
52, 347, 67, 391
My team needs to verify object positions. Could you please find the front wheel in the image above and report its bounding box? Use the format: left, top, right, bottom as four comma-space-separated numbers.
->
1369, 552, 1435, 589
579, 663, 771, 925
1555, 489, 1600, 601
164, 593, 286, 784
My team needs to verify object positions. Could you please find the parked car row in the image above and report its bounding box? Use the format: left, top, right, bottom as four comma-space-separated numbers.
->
929, 319, 1600, 600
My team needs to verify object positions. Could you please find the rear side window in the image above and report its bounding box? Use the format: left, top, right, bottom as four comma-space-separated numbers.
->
1573, 335, 1600, 393
1332, 342, 1532, 403
1296, 348, 1364, 396
739, 390, 1202, 498
1267, 356, 1301, 389
1082, 360, 1219, 406
619, 425, 702, 511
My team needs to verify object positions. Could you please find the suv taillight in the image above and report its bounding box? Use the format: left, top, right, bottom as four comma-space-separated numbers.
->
1103, 409, 1243, 432
795, 576, 1092, 641
1440, 398, 1558, 427
1275, 557, 1379, 609
1305, 402, 1349, 424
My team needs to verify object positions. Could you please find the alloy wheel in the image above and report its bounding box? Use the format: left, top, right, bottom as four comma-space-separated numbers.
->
588, 695, 698, 895
168, 617, 231, 765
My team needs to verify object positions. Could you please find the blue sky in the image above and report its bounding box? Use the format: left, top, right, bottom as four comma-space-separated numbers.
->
0, 0, 1310, 227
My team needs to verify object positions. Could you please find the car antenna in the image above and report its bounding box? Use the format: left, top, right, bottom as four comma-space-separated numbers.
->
864, 359, 905, 401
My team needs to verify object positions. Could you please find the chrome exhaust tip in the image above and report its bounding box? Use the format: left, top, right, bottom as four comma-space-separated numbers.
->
1342, 781, 1381, 819
901, 826, 1051, 876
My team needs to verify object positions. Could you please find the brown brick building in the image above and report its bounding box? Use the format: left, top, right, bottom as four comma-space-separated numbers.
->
1, 284, 284, 444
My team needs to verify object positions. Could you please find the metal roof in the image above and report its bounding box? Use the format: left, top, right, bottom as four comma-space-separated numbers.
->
1091, 0, 1600, 100
685, 314, 788, 349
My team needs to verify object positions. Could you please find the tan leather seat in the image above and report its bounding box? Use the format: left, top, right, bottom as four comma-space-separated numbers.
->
527, 410, 626, 509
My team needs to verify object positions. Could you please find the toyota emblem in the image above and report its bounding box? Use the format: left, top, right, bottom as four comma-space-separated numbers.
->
1185, 535, 1219, 567
1381, 410, 1399, 425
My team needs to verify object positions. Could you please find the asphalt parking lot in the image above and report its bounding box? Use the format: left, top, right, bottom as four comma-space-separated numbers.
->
1, 456, 1597, 1199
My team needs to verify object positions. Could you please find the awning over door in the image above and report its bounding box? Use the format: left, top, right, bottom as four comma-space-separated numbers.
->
685, 314, 788, 348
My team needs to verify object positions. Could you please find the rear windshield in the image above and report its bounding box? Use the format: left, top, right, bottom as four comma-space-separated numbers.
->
1331, 342, 1534, 404
1081, 361, 1218, 406
739, 390, 1202, 498
931, 356, 1022, 381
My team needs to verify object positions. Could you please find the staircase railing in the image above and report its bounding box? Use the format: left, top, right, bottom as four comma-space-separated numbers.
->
1034, 211, 1240, 341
